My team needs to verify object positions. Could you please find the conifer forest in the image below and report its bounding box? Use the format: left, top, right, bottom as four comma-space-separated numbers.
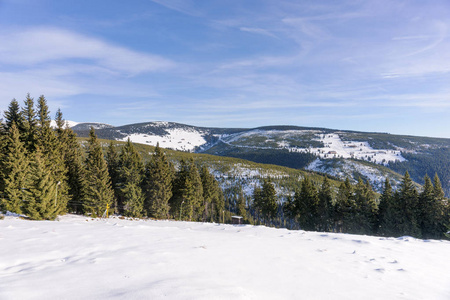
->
1, 95, 449, 239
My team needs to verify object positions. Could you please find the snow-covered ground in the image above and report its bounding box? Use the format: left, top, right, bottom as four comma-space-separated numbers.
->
50, 120, 79, 128
291, 133, 405, 165
120, 128, 207, 152
221, 131, 405, 165
306, 158, 400, 192
1, 215, 449, 299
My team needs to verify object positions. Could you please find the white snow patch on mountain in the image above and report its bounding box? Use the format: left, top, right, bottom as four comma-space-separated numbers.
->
291, 133, 406, 165
1, 215, 449, 300
121, 128, 207, 152
50, 120, 79, 128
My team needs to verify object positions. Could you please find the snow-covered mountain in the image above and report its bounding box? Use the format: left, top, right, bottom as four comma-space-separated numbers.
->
72, 121, 450, 195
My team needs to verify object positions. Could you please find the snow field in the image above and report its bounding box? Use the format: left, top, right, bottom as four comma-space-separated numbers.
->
1, 215, 449, 299
291, 133, 405, 165
120, 128, 207, 152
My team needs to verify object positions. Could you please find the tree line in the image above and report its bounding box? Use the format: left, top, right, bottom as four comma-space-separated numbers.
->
0, 95, 224, 222
1, 95, 448, 239
273, 173, 449, 239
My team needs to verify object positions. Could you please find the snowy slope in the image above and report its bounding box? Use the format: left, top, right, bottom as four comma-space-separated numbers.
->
1, 215, 449, 300
119, 128, 207, 152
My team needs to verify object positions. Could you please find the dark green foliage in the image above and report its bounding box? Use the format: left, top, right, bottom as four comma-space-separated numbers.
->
3, 99, 24, 132
106, 141, 120, 212
316, 176, 334, 232
394, 171, 421, 237
25, 148, 65, 220
83, 128, 114, 216
377, 179, 396, 236
211, 147, 317, 170
144, 144, 174, 219
117, 138, 145, 217
236, 189, 248, 222
200, 165, 224, 222
334, 178, 355, 233
253, 179, 277, 224
170, 159, 204, 221
21, 94, 38, 152
63, 128, 87, 214
0, 124, 30, 214
34, 96, 70, 215
296, 177, 318, 231
352, 178, 378, 234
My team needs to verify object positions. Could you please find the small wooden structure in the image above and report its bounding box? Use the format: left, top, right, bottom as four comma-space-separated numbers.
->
231, 216, 243, 225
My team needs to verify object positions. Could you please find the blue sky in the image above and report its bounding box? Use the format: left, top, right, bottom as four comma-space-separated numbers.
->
1, 0, 450, 138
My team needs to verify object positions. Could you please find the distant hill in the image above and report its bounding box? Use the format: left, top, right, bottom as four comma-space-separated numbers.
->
73, 121, 450, 195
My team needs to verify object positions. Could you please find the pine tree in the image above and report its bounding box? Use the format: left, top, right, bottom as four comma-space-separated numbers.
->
236, 188, 247, 222
0, 123, 30, 214
144, 144, 174, 219
377, 179, 397, 236
200, 166, 223, 222
296, 176, 318, 231
83, 128, 114, 216
63, 128, 87, 214
353, 178, 378, 235
334, 178, 354, 233
105, 141, 120, 212
117, 138, 145, 217
25, 148, 62, 220
21, 94, 38, 152
395, 171, 420, 237
255, 179, 277, 225
170, 159, 204, 221
35, 96, 70, 215
3, 99, 24, 132
433, 173, 445, 200
317, 176, 333, 232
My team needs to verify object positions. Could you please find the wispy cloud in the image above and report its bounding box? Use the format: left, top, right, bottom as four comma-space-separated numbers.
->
239, 27, 278, 39
0, 27, 176, 75
149, 0, 200, 17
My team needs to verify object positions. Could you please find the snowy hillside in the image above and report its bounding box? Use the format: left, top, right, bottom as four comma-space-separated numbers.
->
1, 215, 449, 300
72, 121, 450, 196
119, 122, 208, 152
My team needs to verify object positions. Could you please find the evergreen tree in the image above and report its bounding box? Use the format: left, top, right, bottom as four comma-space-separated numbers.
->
35, 96, 70, 214
25, 148, 63, 220
254, 179, 277, 224
21, 94, 38, 152
334, 178, 354, 233
83, 128, 114, 216
170, 159, 203, 221
296, 176, 318, 231
394, 171, 420, 237
54, 108, 66, 133
200, 166, 223, 222
283, 194, 297, 229
236, 188, 247, 221
3, 99, 23, 132
353, 178, 378, 235
317, 176, 333, 232
105, 141, 120, 212
0, 124, 30, 214
377, 179, 397, 236
63, 128, 87, 214
144, 144, 174, 219
433, 173, 445, 200
117, 138, 145, 217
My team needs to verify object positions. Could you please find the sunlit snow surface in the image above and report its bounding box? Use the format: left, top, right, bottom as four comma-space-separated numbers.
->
1, 215, 449, 299
120, 129, 207, 152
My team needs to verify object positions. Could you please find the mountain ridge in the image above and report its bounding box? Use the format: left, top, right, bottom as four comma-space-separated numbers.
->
71, 121, 450, 196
